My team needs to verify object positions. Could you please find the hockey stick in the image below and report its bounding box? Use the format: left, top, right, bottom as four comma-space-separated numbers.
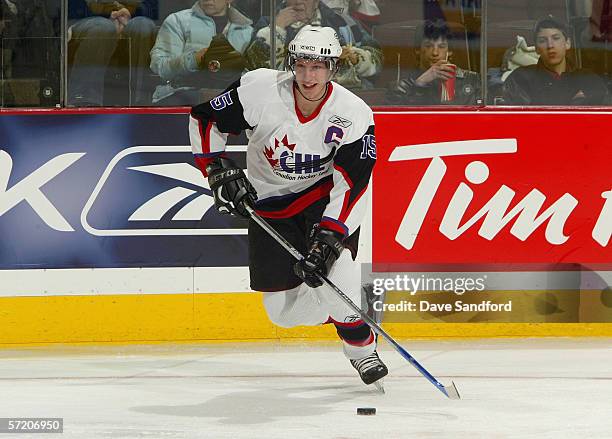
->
245, 205, 460, 400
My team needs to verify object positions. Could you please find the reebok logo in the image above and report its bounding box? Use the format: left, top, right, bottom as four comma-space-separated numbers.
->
329, 115, 352, 128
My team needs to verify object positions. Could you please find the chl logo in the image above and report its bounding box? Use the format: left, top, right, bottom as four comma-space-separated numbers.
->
263, 135, 324, 175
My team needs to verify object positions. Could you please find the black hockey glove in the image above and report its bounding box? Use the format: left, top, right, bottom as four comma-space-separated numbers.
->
206, 157, 257, 219
294, 227, 344, 288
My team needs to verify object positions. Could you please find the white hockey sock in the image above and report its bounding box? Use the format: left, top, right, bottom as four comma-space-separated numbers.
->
342, 337, 376, 360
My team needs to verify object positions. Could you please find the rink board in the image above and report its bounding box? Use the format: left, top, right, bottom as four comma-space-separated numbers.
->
1, 266, 611, 345
0, 109, 610, 345
1, 291, 612, 346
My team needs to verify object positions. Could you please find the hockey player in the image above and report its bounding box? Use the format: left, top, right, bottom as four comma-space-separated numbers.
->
189, 25, 387, 386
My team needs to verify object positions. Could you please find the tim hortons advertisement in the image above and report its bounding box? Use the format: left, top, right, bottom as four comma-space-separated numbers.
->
372, 111, 611, 271
369, 111, 612, 324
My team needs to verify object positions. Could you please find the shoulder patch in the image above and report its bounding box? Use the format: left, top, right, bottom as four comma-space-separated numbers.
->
329, 115, 353, 128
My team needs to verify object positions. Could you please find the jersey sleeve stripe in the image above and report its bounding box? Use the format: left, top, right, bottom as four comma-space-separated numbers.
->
189, 115, 204, 155
333, 163, 354, 223
201, 119, 212, 154
194, 152, 223, 158
339, 190, 351, 221
320, 216, 349, 237
333, 163, 354, 189
339, 184, 368, 223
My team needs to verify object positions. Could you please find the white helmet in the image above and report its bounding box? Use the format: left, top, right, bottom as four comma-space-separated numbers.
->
287, 26, 342, 73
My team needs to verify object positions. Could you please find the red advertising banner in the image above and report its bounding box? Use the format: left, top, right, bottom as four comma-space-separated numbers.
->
372, 111, 612, 270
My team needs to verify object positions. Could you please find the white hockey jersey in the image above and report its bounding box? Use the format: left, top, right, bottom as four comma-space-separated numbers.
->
189, 68, 376, 238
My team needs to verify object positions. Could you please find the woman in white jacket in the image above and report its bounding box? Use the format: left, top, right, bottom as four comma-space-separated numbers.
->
150, 0, 254, 105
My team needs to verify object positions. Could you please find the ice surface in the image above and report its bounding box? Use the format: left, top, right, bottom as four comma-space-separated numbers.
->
0, 338, 611, 438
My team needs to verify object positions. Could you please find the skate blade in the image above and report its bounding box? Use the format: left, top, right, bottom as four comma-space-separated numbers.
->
372, 379, 385, 394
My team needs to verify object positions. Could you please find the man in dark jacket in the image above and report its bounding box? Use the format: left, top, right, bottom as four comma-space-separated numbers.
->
503, 17, 610, 106
386, 19, 480, 106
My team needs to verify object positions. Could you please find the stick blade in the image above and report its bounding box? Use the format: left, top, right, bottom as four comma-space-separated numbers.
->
444, 381, 461, 400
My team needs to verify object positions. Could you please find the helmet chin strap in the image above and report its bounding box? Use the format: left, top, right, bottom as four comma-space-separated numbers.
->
294, 81, 330, 102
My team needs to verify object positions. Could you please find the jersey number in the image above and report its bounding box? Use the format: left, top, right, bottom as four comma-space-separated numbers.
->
360, 134, 376, 160
210, 91, 234, 110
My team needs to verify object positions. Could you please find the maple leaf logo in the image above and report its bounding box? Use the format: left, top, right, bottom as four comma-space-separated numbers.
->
264, 145, 278, 167
279, 134, 296, 151
263, 134, 296, 168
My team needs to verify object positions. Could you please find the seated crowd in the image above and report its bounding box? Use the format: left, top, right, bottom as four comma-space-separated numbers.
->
64, 0, 384, 106
3, 0, 612, 107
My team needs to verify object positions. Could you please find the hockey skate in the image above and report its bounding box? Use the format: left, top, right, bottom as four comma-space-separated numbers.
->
350, 350, 388, 391
355, 285, 387, 391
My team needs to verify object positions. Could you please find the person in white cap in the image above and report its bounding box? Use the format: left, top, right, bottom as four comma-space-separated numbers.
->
189, 25, 387, 387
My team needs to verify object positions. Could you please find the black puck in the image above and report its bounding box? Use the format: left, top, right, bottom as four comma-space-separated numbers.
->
357, 407, 376, 415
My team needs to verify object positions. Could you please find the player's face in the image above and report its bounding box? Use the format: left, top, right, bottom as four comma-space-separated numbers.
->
286, 0, 319, 22
199, 0, 230, 16
535, 28, 570, 69
418, 37, 451, 68
293, 59, 330, 99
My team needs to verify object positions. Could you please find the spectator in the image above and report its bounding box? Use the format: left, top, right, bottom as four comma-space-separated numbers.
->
0, 0, 17, 105
2, 0, 60, 106
579, 0, 612, 76
322, 0, 381, 32
67, 0, 158, 106
150, 0, 253, 106
387, 19, 480, 105
589, 0, 612, 42
0, 2, 18, 59
0, 0, 17, 39
245, 0, 382, 89
503, 17, 610, 106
